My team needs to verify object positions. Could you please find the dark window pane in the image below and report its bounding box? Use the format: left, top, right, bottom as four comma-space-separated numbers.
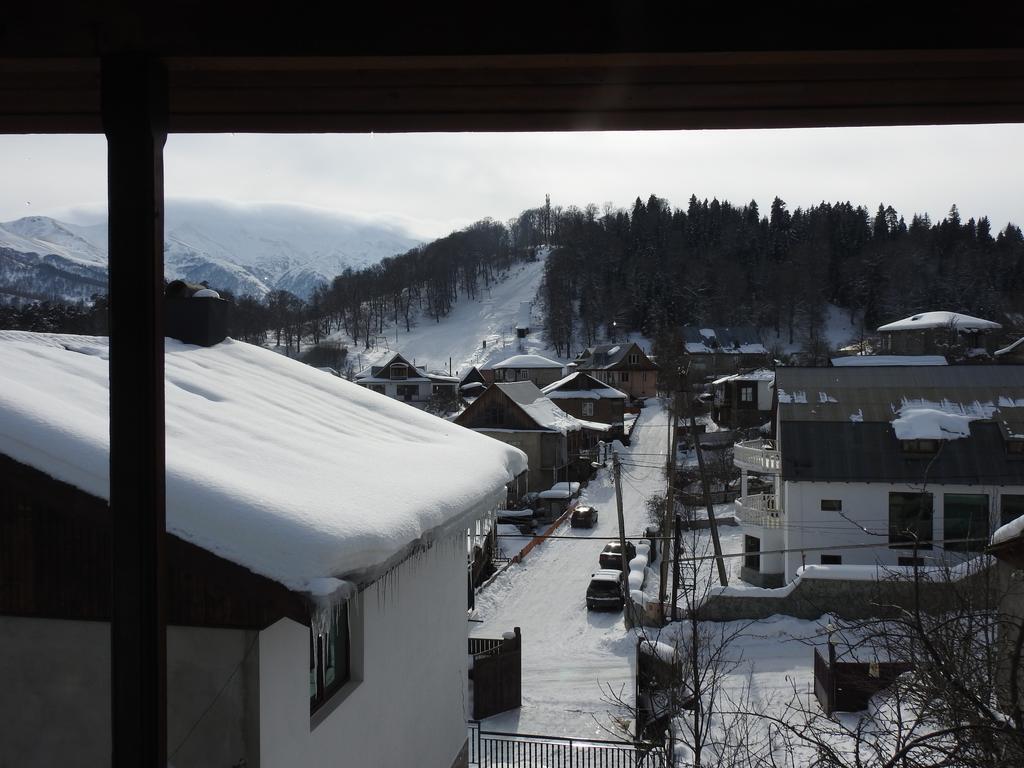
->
889, 492, 933, 549
821, 555, 842, 565
744, 535, 760, 571
943, 493, 989, 552
821, 499, 842, 512
1002, 495, 1024, 527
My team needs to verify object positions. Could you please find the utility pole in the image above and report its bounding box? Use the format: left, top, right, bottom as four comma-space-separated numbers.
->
658, 401, 676, 608
612, 450, 633, 629
671, 513, 682, 622
683, 381, 729, 587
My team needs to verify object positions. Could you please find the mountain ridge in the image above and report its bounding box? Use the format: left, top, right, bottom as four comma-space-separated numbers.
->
0, 200, 421, 301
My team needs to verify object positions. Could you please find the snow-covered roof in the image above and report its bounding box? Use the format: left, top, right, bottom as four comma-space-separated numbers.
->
491, 353, 564, 370
495, 382, 582, 433
996, 337, 1024, 357
830, 355, 948, 367
993, 515, 1024, 546
711, 368, 775, 385
877, 311, 1002, 333
0, 332, 527, 593
541, 371, 629, 400
681, 326, 767, 355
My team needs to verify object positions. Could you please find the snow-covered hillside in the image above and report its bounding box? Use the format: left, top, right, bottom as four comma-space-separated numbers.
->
339, 253, 561, 377
0, 200, 420, 302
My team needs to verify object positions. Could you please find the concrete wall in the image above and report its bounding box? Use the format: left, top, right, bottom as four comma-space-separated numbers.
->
700, 566, 994, 622
781, 481, 1024, 582
258, 534, 469, 768
0, 617, 258, 768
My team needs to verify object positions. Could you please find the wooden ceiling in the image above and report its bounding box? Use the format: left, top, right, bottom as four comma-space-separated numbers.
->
2, 5, 1024, 134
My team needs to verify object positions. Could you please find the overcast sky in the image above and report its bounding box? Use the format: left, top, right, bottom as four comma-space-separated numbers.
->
2, 124, 1023, 240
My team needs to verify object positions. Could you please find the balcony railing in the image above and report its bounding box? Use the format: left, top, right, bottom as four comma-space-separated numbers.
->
735, 493, 784, 528
733, 439, 781, 474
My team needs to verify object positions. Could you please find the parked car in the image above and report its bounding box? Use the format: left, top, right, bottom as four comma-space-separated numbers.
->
586, 569, 625, 611
570, 505, 599, 528
599, 540, 637, 571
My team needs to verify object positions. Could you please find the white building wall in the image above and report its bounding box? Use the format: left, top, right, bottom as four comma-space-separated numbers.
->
782, 480, 1024, 581
259, 533, 469, 768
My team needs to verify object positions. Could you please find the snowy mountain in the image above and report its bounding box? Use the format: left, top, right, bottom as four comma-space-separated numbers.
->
0, 200, 420, 302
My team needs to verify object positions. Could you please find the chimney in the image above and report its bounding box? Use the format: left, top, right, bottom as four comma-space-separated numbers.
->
164, 280, 232, 346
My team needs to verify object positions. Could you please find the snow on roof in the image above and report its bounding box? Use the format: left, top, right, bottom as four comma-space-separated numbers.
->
891, 407, 982, 440
681, 326, 767, 355
491, 353, 564, 369
711, 369, 775, 385
0, 332, 527, 593
830, 355, 948, 367
541, 371, 629, 400
877, 310, 1002, 333
496, 382, 581, 433
996, 337, 1024, 357
993, 514, 1024, 545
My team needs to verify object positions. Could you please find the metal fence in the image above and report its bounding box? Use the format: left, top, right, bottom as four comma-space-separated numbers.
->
467, 722, 666, 768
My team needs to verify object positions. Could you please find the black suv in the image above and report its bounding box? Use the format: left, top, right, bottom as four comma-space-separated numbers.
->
570, 505, 599, 528
598, 540, 637, 571
586, 569, 625, 610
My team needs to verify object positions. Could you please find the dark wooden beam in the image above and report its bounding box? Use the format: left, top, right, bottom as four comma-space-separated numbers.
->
3, 49, 1024, 133
102, 55, 168, 768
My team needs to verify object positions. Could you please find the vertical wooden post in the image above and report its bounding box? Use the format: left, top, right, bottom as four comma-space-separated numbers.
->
612, 450, 632, 629
102, 54, 168, 768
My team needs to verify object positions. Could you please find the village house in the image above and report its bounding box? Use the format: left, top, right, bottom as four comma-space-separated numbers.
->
488, 353, 565, 389
354, 351, 459, 406
454, 381, 583, 493
0, 330, 526, 768
681, 326, 770, 382
570, 341, 659, 400
877, 310, 1003, 358
733, 365, 1024, 587
459, 365, 488, 403
542, 371, 629, 441
710, 368, 775, 430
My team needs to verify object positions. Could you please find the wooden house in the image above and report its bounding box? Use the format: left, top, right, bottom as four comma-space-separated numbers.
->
454, 381, 583, 493
355, 351, 459, 406
542, 371, 628, 441
0, 331, 526, 768
681, 327, 770, 382
488, 353, 565, 389
877, 311, 1002, 358
710, 368, 775, 430
571, 342, 659, 400
459, 365, 489, 402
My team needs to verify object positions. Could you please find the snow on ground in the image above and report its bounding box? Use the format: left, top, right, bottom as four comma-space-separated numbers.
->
470, 400, 672, 739
762, 302, 863, 354
334, 255, 555, 377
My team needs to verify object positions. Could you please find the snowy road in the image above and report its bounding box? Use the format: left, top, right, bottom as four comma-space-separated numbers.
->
470, 400, 672, 740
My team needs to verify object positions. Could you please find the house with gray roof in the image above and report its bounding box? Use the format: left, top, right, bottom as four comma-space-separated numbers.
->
681, 326, 770, 381
454, 381, 583, 494
571, 341, 658, 400
733, 365, 1024, 586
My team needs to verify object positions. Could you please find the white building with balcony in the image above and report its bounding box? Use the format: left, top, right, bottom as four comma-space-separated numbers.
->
735, 365, 1024, 587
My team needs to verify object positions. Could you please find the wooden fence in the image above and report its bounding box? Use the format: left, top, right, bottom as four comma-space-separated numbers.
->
470, 628, 522, 720
813, 647, 912, 715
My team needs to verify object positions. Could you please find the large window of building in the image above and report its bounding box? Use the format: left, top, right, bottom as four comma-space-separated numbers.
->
943, 493, 990, 552
889, 492, 933, 549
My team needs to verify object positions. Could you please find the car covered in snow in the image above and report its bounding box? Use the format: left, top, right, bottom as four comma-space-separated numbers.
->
598, 540, 636, 571
586, 569, 625, 611
570, 505, 599, 528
